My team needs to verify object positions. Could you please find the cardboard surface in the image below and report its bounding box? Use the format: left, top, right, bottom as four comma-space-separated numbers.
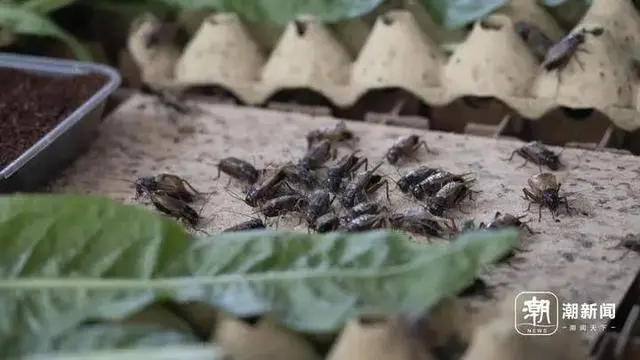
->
52, 95, 640, 340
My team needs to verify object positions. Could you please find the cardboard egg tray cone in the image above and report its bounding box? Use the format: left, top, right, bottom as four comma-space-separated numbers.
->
50, 95, 640, 352
127, 0, 640, 146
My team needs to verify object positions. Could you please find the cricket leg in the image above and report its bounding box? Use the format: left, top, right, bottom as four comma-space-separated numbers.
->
330, 147, 338, 160
538, 205, 543, 222
517, 158, 530, 169
522, 223, 537, 235
575, 55, 585, 71
369, 180, 391, 204
562, 196, 572, 214
502, 150, 518, 162
360, 157, 369, 171
420, 140, 436, 154
606, 250, 631, 263
383, 180, 391, 203
181, 179, 204, 197
604, 240, 624, 250
468, 189, 481, 201
505, 259, 524, 271
522, 188, 538, 213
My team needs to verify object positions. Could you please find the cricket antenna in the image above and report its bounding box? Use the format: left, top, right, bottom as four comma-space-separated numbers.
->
224, 188, 248, 205
220, 208, 263, 219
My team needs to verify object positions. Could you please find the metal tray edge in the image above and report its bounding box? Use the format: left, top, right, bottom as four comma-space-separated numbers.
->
0, 53, 122, 180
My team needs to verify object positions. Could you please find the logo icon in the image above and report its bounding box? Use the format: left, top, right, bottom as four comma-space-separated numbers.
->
514, 291, 559, 336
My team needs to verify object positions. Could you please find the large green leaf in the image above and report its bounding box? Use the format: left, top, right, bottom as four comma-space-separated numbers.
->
12, 320, 226, 360
418, 0, 506, 29
148, 0, 385, 25
84, 0, 175, 15
23, 344, 229, 360
0, 3, 91, 60
540, 0, 591, 6
0, 194, 517, 357
21, 0, 79, 14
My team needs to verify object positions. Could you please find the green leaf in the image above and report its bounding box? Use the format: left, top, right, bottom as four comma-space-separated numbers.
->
83, 0, 174, 15
418, 0, 506, 29
0, 3, 91, 60
22, 344, 229, 360
21, 0, 79, 14
0, 194, 517, 357
13, 320, 226, 359
151, 0, 386, 25
539, 0, 591, 6
540, 0, 569, 5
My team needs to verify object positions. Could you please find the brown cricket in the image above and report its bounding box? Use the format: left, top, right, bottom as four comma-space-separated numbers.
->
411, 171, 473, 200
306, 120, 357, 149
522, 172, 571, 221
340, 162, 390, 208
479, 211, 536, 235
385, 135, 434, 165
325, 152, 368, 193
222, 218, 266, 233
427, 181, 475, 217
395, 166, 439, 193
135, 173, 204, 203
298, 139, 337, 170
541, 27, 604, 72
505, 141, 562, 171
215, 157, 261, 185
244, 169, 286, 207
144, 189, 205, 231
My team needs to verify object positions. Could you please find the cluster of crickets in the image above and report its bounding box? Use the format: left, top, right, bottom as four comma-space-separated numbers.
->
130, 20, 608, 236
132, 121, 559, 239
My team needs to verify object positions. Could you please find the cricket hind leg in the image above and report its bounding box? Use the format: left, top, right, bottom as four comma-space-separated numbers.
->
419, 140, 436, 154
467, 188, 482, 201
517, 158, 530, 169
606, 248, 632, 262
521, 188, 543, 221
354, 158, 369, 171
186, 216, 213, 235
502, 149, 520, 162
367, 179, 392, 204
604, 239, 626, 250
560, 195, 573, 215
180, 178, 209, 197
520, 220, 537, 235
382, 180, 391, 203
574, 49, 589, 71
499, 252, 525, 270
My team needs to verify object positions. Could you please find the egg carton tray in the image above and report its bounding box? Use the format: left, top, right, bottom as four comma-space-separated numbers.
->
592, 267, 640, 360
127, 0, 640, 154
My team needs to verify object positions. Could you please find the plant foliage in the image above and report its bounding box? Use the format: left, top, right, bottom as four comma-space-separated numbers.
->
0, 194, 518, 357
